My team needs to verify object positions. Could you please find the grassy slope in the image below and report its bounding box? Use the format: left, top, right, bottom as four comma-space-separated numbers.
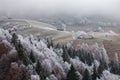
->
1, 19, 120, 61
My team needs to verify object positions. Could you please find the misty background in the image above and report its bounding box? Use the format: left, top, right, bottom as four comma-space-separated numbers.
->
0, 0, 120, 18
0, 0, 120, 32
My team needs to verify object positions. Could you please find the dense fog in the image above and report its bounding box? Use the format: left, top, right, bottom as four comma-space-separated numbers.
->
0, 0, 120, 18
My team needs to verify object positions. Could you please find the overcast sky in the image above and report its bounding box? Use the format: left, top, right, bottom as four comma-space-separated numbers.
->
0, 0, 120, 18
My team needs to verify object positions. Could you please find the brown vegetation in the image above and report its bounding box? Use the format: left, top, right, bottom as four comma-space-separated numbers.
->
0, 42, 12, 57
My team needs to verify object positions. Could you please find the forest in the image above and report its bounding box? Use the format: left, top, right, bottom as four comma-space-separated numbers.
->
0, 28, 120, 80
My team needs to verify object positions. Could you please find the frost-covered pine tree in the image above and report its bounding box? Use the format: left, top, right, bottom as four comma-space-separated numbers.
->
66, 65, 80, 80
82, 69, 92, 80
36, 60, 45, 80
30, 50, 36, 63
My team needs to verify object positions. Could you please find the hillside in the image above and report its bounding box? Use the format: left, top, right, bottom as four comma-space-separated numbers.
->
0, 28, 120, 80
38, 15, 120, 32
0, 19, 73, 43
0, 19, 120, 80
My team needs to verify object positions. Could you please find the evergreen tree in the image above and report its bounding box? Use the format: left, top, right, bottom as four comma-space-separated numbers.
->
17, 41, 31, 66
30, 50, 36, 63
62, 46, 70, 62
50, 40, 54, 48
67, 48, 74, 58
36, 60, 45, 80
21, 67, 30, 80
78, 49, 94, 66
110, 60, 120, 75
36, 60, 42, 75
66, 65, 79, 80
47, 39, 50, 48
92, 64, 99, 80
97, 63, 104, 78
11, 33, 18, 46
11, 33, 31, 66
82, 69, 92, 80
47, 39, 54, 48
55, 43, 61, 48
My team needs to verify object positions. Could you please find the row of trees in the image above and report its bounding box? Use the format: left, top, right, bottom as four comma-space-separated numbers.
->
47, 40, 120, 80
11, 33, 46, 80
46, 40, 109, 80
